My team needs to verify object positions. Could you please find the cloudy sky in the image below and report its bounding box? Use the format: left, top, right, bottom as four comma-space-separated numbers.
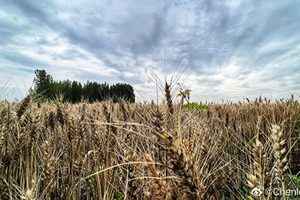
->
0, 0, 299, 101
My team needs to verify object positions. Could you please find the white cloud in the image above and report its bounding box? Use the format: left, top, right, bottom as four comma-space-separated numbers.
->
0, 0, 300, 102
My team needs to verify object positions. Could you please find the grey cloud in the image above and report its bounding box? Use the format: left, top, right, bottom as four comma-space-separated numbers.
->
52, 49, 88, 61
71, 70, 113, 82
0, 0, 300, 101
7, 0, 57, 28
1, 51, 46, 68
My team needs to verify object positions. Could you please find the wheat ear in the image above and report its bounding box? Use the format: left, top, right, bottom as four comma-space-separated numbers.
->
247, 134, 264, 194
165, 82, 174, 115
271, 124, 288, 200
17, 95, 31, 119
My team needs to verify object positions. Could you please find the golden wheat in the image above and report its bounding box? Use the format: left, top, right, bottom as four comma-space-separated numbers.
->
0, 97, 299, 199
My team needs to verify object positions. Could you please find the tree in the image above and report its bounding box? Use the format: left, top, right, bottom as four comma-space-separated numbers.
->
32, 69, 135, 103
110, 83, 135, 103
33, 69, 53, 99
70, 81, 82, 103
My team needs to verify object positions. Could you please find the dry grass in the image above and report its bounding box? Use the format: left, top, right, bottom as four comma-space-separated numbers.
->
0, 96, 300, 199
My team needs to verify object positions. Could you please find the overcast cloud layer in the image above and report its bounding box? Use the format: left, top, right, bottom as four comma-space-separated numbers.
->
0, 0, 299, 101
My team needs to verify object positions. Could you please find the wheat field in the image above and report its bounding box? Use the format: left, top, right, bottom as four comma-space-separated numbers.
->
0, 94, 300, 199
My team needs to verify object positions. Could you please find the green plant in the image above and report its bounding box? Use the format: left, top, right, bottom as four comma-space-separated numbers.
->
183, 102, 208, 111
114, 192, 124, 200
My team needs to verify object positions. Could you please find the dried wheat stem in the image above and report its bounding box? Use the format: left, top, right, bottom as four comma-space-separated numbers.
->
17, 95, 31, 119
165, 82, 174, 115
271, 124, 288, 200
271, 124, 288, 179
246, 134, 264, 192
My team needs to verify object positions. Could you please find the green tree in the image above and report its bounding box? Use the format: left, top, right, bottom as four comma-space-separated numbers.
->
70, 81, 82, 103
33, 69, 53, 99
33, 69, 135, 103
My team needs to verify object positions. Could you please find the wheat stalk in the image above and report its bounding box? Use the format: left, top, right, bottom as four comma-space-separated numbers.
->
164, 82, 174, 115
17, 95, 31, 119
246, 133, 265, 198
271, 124, 288, 200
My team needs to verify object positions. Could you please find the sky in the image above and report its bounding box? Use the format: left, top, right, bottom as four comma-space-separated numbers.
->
0, 0, 300, 102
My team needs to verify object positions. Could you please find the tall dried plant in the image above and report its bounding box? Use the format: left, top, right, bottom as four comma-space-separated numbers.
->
271, 124, 288, 199
17, 95, 31, 119
164, 82, 174, 115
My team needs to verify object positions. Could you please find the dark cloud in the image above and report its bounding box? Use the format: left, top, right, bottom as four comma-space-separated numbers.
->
0, 0, 300, 101
7, 0, 57, 27
1, 51, 46, 67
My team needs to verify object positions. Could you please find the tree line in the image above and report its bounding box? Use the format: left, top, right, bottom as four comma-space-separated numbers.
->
32, 69, 135, 103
